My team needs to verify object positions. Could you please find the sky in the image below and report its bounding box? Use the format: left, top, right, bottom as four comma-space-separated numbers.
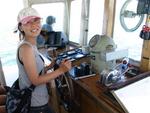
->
0, 0, 24, 50
0, 0, 23, 31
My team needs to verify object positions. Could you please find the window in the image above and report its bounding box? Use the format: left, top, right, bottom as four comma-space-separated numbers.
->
69, 0, 104, 44
113, 0, 145, 61
33, 3, 65, 31
0, 0, 23, 86
69, 0, 82, 43
87, 0, 104, 43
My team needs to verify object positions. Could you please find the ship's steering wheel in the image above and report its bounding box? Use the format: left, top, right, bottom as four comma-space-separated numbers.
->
120, 0, 144, 32
55, 73, 74, 111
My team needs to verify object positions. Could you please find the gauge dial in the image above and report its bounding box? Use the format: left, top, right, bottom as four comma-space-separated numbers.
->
89, 34, 100, 48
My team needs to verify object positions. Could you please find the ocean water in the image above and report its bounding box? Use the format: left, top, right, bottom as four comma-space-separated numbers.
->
0, 31, 19, 86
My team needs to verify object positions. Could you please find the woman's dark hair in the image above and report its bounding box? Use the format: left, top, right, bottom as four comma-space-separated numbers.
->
14, 23, 25, 41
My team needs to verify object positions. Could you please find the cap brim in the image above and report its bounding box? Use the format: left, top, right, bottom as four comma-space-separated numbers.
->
20, 16, 41, 25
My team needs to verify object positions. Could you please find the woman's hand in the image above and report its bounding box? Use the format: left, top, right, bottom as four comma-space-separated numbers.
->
59, 59, 72, 73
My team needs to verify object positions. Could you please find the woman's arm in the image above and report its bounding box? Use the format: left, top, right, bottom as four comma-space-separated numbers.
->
20, 44, 72, 86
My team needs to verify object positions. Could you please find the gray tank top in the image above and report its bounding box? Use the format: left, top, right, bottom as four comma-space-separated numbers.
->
17, 41, 49, 107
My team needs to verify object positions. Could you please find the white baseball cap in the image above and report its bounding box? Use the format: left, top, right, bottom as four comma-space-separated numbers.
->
17, 7, 41, 24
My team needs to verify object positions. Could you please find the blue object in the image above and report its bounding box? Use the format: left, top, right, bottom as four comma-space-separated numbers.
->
42, 24, 53, 32
36, 35, 45, 47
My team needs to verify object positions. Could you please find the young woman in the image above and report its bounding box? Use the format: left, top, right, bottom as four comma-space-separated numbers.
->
16, 7, 72, 113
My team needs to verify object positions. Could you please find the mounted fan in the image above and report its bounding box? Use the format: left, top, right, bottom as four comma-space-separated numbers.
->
120, 0, 144, 32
